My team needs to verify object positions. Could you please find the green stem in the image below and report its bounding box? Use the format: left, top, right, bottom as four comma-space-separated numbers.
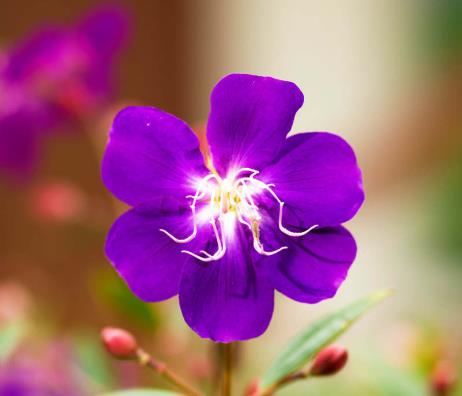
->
259, 370, 311, 396
136, 348, 204, 396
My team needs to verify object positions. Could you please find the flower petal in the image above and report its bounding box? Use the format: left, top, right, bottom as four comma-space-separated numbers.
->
77, 5, 130, 60
263, 226, 356, 304
77, 6, 130, 97
207, 74, 303, 176
0, 110, 40, 181
260, 132, 364, 227
105, 198, 210, 302
102, 106, 208, 206
1, 28, 67, 83
179, 229, 274, 342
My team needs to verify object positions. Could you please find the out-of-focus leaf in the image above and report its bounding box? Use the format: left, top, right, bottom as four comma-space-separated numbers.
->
260, 289, 392, 388
99, 389, 182, 396
0, 320, 26, 362
433, 156, 462, 260
420, 0, 462, 66
73, 331, 114, 388
91, 269, 158, 330
366, 352, 426, 396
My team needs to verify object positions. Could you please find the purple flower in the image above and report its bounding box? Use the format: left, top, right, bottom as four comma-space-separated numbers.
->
0, 6, 130, 180
102, 74, 364, 342
0, 360, 84, 396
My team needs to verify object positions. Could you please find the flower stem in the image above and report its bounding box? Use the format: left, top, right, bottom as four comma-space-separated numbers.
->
136, 348, 204, 396
259, 370, 310, 396
222, 343, 233, 396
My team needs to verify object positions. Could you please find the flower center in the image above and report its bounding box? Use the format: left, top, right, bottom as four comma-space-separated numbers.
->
160, 168, 317, 262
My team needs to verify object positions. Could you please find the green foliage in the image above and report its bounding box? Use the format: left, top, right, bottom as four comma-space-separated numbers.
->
422, 0, 462, 66
92, 269, 158, 330
365, 353, 427, 396
432, 155, 462, 260
260, 289, 392, 389
73, 331, 114, 388
0, 320, 26, 362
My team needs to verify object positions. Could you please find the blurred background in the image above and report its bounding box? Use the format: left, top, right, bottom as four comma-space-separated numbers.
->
0, 0, 461, 394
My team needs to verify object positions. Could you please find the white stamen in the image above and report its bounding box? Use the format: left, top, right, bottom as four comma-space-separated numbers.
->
278, 203, 318, 237
230, 167, 260, 179
159, 167, 316, 262
253, 240, 288, 256
241, 176, 318, 237
181, 218, 227, 262
159, 204, 197, 243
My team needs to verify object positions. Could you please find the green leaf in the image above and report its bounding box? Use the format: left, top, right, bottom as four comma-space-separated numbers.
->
91, 269, 159, 330
99, 389, 182, 396
260, 289, 392, 388
73, 331, 114, 388
0, 320, 26, 362
367, 354, 426, 396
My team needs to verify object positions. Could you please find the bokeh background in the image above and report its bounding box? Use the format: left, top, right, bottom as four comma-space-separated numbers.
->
0, 0, 461, 395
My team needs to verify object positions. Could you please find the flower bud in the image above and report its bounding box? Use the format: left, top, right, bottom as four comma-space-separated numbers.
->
101, 327, 137, 359
31, 182, 85, 222
430, 360, 457, 396
244, 379, 260, 396
310, 345, 348, 376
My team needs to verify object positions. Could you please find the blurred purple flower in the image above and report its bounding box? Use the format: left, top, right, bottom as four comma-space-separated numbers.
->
102, 74, 364, 342
0, 359, 83, 396
0, 5, 130, 180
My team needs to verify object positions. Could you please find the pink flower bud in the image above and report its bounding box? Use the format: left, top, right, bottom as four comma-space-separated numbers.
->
430, 360, 457, 396
31, 182, 85, 222
244, 379, 260, 396
310, 345, 348, 376
101, 327, 137, 359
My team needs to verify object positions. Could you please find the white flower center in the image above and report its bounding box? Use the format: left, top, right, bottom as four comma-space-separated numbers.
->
159, 168, 317, 262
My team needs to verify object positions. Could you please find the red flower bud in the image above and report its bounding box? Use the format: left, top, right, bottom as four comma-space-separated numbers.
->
244, 379, 260, 396
430, 360, 457, 396
310, 345, 348, 376
101, 327, 137, 359
31, 182, 85, 222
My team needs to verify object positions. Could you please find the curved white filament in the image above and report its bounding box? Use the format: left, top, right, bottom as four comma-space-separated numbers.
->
278, 203, 318, 237
159, 204, 197, 243
181, 218, 227, 262
253, 240, 288, 256
239, 176, 318, 237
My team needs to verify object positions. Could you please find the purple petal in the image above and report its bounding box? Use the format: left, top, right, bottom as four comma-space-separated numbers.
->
0, 110, 40, 180
102, 106, 208, 206
77, 5, 130, 61
179, 229, 274, 342
1, 29, 70, 83
206, 74, 303, 176
77, 5, 131, 96
2, 7, 129, 103
105, 198, 210, 302
260, 132, 364, 227
2, 27, 102, 114
263, 226, 356, 303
